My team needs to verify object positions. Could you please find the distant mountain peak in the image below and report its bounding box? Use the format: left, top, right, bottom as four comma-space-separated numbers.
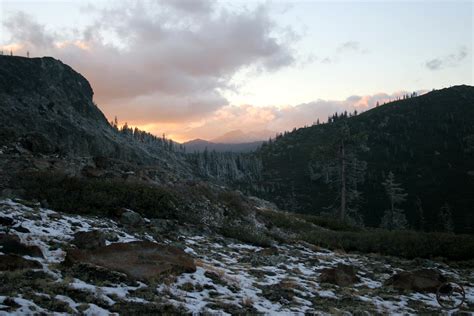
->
211, 129, 275, 144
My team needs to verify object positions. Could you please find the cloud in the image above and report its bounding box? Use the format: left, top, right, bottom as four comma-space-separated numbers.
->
2, 1, 295, 122
425, 46, 468, 70
319, 40, 366, 64
150, 89, 428, 142
336, 41, 361, 53
2, 12, 56, 49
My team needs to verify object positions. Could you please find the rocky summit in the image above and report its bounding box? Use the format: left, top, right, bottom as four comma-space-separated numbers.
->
0, 56, 193, 189
0, 56, 115, 157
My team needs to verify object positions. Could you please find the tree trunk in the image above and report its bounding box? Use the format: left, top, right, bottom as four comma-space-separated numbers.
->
340, 140, 346, 221
390, 196, 394, 231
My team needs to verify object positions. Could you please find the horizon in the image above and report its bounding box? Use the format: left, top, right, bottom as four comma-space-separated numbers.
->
0, 0, 471, 142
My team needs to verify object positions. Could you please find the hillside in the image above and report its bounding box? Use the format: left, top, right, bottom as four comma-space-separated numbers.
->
0, 55, 193, 185
1, 198, 473, 314
241, 86, 474, 233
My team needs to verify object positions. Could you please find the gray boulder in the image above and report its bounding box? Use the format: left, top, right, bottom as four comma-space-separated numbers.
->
72, 230, 107, 250
120, 209, 144, 226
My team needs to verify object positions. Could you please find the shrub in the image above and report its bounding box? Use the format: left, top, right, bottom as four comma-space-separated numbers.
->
300, 229, 474, 261
218, 191, 251, 218
295, 213, 362, 232
17, 171, 179, 219
220, 221, 272, 247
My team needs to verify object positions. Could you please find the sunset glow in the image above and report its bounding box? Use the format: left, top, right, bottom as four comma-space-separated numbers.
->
1, 0, 471, 142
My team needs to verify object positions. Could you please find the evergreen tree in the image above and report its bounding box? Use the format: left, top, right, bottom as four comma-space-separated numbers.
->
380, 171, 408, 230
438, 203, 454, 233
415, 197, 425, 231
309, 122, 368, 223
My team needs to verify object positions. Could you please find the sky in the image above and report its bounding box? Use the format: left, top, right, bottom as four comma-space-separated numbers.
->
0, 0, 472, 142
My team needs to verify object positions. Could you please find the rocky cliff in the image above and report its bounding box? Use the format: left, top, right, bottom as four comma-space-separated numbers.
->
0, 55, 193, 183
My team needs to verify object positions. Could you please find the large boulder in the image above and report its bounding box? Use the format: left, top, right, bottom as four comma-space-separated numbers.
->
0, 234, 44, 258
120, 209, 144, 226
64, 241, 196, 282
0, 254, 42, 271
319, 264, 359, 286
384, 269, 447, 293
72, 230, 107, 250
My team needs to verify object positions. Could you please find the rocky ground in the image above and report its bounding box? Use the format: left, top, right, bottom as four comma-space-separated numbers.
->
0, 199, 473, 315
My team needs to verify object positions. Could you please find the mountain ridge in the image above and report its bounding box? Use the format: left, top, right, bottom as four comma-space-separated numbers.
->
183, 138, 263, 153
0, 55, 194, 183
235, 85, 474, 233
211, 129, 274, 143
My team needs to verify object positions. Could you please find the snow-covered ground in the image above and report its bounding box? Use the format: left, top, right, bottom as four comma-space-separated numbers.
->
0, 199, 473, 315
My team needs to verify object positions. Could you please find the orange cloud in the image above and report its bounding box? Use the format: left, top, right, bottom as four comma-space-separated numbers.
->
0, 43, 25, 54
114, 89, 427, 143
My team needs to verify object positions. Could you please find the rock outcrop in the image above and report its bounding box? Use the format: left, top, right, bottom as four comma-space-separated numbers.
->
0, 56, 115, 157
0, 234, 43, 258
0, 254, 42, 271
64, 241, 196, 281
319, 264, 359, 286
72, 230, 107, 250
0, 55, 194, 187
385, 269, 447, 293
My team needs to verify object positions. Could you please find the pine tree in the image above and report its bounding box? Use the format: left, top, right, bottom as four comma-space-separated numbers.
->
380, 171, 408, 230
438, 203, 454, 233
415, 197, 425, 231
309, 122, 368, 223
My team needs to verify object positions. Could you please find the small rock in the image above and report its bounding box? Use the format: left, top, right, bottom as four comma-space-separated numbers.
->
0, 254, 42, 271
256, 247, 279, 256
48, 213, 62, 220
0, 216, 14, 227
261, 283, 295, 303
12, 225, 30, 233
103, 231, 119, 242
0, 234, 44, 258
319, 264, 359, 287
2, 297, 21, 309
203, 284, 216, 290
208, 290, 220, 298
384, 269, 447, 293
72, 230, 106, 250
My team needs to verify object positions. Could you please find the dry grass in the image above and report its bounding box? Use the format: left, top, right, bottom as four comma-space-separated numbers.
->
241, 296, 254, 308
195, 259, 241, 288
279, 278, 298, 290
